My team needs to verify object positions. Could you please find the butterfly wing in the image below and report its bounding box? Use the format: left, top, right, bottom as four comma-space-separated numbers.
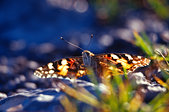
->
34, 53, 151, 79
95, 53, 151, 74
34, 57, 87, 79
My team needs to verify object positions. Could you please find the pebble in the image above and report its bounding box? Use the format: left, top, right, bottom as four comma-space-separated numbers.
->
127, 18, 145, 32
0, 92, 7, 99
28, 61, 39, 69
16, 88, 28, 93
19, 75, 26, 82
24, 82, 37, 89
161, 30, 169, 42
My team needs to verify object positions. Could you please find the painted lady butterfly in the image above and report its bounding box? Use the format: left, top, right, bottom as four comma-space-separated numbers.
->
34, 50, 151, 79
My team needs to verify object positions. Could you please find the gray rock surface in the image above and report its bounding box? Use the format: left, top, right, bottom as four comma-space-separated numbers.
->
0, 73, 166, 112
0, 79, 96, 112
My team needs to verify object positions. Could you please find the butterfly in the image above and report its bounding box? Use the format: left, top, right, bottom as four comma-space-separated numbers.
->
34, 50, 151, 79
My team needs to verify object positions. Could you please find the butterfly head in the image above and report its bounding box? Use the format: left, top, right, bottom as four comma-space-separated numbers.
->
82, 50, 94, 56
82, 50, 94, 67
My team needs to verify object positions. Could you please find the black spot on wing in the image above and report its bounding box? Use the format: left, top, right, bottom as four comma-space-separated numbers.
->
66, 58, 71, 61
121, 54, 129, 60
106, 54, 117, 61
107, 54, 111, 57
128, 60, 133, 64
55, 69, 60, 72
53, 61, 60, 72
112, 58, 117, 61
67, 63, 71, 66
116, 63, 122, 68
68, 68, 78, 73
53, 61, 58, 68
58, 60, 62, 65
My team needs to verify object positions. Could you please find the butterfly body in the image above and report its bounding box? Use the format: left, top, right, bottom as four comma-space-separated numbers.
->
34, 50, 151, 79
82, 50, 94, 67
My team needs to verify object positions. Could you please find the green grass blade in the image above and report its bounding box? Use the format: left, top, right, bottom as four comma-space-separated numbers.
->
133, 31, 154, 56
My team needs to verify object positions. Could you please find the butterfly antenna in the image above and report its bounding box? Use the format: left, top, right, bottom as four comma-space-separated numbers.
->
60, 37, 84, 51
87, 34, 93, 49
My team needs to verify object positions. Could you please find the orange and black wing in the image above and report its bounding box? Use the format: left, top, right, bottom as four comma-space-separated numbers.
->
95, 53, 151, 74
34, 57, 87, 79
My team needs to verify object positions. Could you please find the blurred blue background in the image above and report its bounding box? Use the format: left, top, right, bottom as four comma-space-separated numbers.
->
0, 0, 93, 43
1, 0, 169, 55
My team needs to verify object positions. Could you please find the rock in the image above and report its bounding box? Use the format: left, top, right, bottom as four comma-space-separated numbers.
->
24, 82, 37, 89
128, 72, 166, 102
0, 93, 29, 111
0, 77, 166, 112
0, 79, 95, 112
0, 92, 7, 100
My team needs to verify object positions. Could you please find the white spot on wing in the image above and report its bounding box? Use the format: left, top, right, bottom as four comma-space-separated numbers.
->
52, 74, 57, 78
58, 76, 64, 79
48, 63, 54, 69
38, 67, 43, 70
132, 61, 138, 64
79, 70, 85, 74
61, 59, 68, 65
137, 56, 142, 59
111, 54, 119, 59
125, 54, 133, 60
47, 75, 51, 78
49, 70, 54, 74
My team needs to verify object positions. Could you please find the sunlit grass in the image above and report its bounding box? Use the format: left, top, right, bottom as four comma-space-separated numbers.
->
133, 31, 154, 56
